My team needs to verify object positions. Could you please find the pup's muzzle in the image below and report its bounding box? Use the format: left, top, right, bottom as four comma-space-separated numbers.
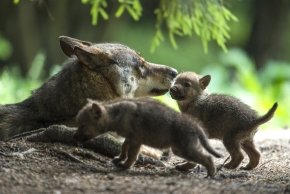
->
73, 131, 92, 143
169, 86, 185, 100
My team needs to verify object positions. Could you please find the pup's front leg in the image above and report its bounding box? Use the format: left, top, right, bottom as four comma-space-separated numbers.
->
117, 141, 141, 169
112, 138, 130, 164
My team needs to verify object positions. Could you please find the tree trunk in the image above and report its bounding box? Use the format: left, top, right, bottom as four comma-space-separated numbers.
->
245, 0, 290, 69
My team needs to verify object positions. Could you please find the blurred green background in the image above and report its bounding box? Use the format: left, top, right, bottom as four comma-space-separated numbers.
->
0, 0, 289, 130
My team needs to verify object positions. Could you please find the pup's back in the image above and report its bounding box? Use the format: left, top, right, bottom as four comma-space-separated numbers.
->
128, 99, 195, 148
106, 98, 221, 158
199, 94, 258, 136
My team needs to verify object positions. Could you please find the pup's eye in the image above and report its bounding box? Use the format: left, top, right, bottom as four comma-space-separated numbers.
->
140, 64, 145, 69
184, 82, 191, 87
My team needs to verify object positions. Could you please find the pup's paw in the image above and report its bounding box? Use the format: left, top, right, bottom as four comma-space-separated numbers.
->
240, 166, 254, 170
116, 161, 131, 169
112, 156, 124, 164
175, 162, 197, 171
224, 163, 239, 169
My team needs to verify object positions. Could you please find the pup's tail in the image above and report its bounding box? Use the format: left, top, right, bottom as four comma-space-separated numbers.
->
255, 102, 278, 125
197, 127, 222, 158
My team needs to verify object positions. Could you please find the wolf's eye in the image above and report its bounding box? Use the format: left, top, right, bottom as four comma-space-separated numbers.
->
140, 64, 145, 69
184, 82, 191, 87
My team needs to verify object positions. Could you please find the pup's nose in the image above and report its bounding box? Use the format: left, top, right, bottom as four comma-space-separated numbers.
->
170, 86, 177, 92
170, 68, 178, 78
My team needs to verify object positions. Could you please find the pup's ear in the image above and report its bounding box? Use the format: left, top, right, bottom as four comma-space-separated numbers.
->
74, 46, 116, 70
90, 103, 103, 120
199, 75, 211, 89
59, 36, 92, 57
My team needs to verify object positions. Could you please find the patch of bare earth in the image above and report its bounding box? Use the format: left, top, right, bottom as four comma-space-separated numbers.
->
0, 129, 289, 194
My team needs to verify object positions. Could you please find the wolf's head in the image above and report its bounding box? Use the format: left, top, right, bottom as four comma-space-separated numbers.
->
60, 36, 178, 98
73, 100, 107, 143
170, 72, 211, 102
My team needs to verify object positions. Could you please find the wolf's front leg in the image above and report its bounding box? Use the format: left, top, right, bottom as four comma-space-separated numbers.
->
112, 138, 130, 164
117, 141, 141, 169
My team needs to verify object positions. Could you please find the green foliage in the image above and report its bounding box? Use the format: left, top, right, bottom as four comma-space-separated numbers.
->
79, 0, 237, 52
0, 67, 41, 104
81, 0, 109, 25
0, 34, 13, 60
154, 94, 179, 112
13, 0, 237, 52
81, 0, 142, 25
151, 0, 238, 53
201, 48, 290, 130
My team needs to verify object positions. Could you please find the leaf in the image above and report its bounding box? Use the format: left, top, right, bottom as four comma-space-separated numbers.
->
157, 30, 164, 41
115, 5, 126, 18
169, 31, 178, 49
99, 8, 109, 20
126, 5, 139, 21
91, 6, 98, 25
101, 0, 108, 7
81, 0, 89, 3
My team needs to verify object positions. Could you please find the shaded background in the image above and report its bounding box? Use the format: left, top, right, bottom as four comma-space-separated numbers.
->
0, 0, 290, 129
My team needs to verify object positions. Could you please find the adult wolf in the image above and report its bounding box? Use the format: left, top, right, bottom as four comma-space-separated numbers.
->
0, 36, 178, 143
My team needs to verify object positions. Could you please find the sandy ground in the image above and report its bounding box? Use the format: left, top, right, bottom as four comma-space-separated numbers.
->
0, 129, 289, 194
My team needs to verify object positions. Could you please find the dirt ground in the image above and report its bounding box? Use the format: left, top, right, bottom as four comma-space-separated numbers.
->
0, 129, 289, 194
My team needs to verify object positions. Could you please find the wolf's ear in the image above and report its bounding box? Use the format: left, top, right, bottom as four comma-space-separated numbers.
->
59, 36, 93, 57
74, 46, 116, 70
90, 103, 103, 120
199, 75, 211, 90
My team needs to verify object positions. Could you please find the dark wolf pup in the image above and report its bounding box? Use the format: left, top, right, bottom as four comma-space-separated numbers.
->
0, 36, 178, 141
73, 98, 222, 177
170, 72, 278, 170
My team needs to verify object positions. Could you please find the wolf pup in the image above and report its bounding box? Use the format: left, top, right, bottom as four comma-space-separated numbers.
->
0, 36, 178, 142
170, 72, 278, 170
73, 98, 222, 177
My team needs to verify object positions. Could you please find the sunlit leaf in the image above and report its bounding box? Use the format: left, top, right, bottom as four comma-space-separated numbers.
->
115, 5, 126, 17
99, 8, 109, 20
126, 5, 139, 21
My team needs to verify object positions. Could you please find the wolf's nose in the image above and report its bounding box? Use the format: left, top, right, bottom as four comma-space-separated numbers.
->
170, 68, 178, 78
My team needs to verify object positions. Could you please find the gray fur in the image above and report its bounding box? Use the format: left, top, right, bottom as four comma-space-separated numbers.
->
73, 98, 222, 177
170, 72, 278, 170
0, 36, 178, 141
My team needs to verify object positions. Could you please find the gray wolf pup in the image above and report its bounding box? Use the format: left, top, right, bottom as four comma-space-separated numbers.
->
170, 72, 278, 170
0, 36, 178, 144
73, 98, 222, 177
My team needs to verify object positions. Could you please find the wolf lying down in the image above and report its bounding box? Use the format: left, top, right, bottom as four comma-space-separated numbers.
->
170, 72, 278, 170
73, 98, 222, 177
0, 36, 177, 159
